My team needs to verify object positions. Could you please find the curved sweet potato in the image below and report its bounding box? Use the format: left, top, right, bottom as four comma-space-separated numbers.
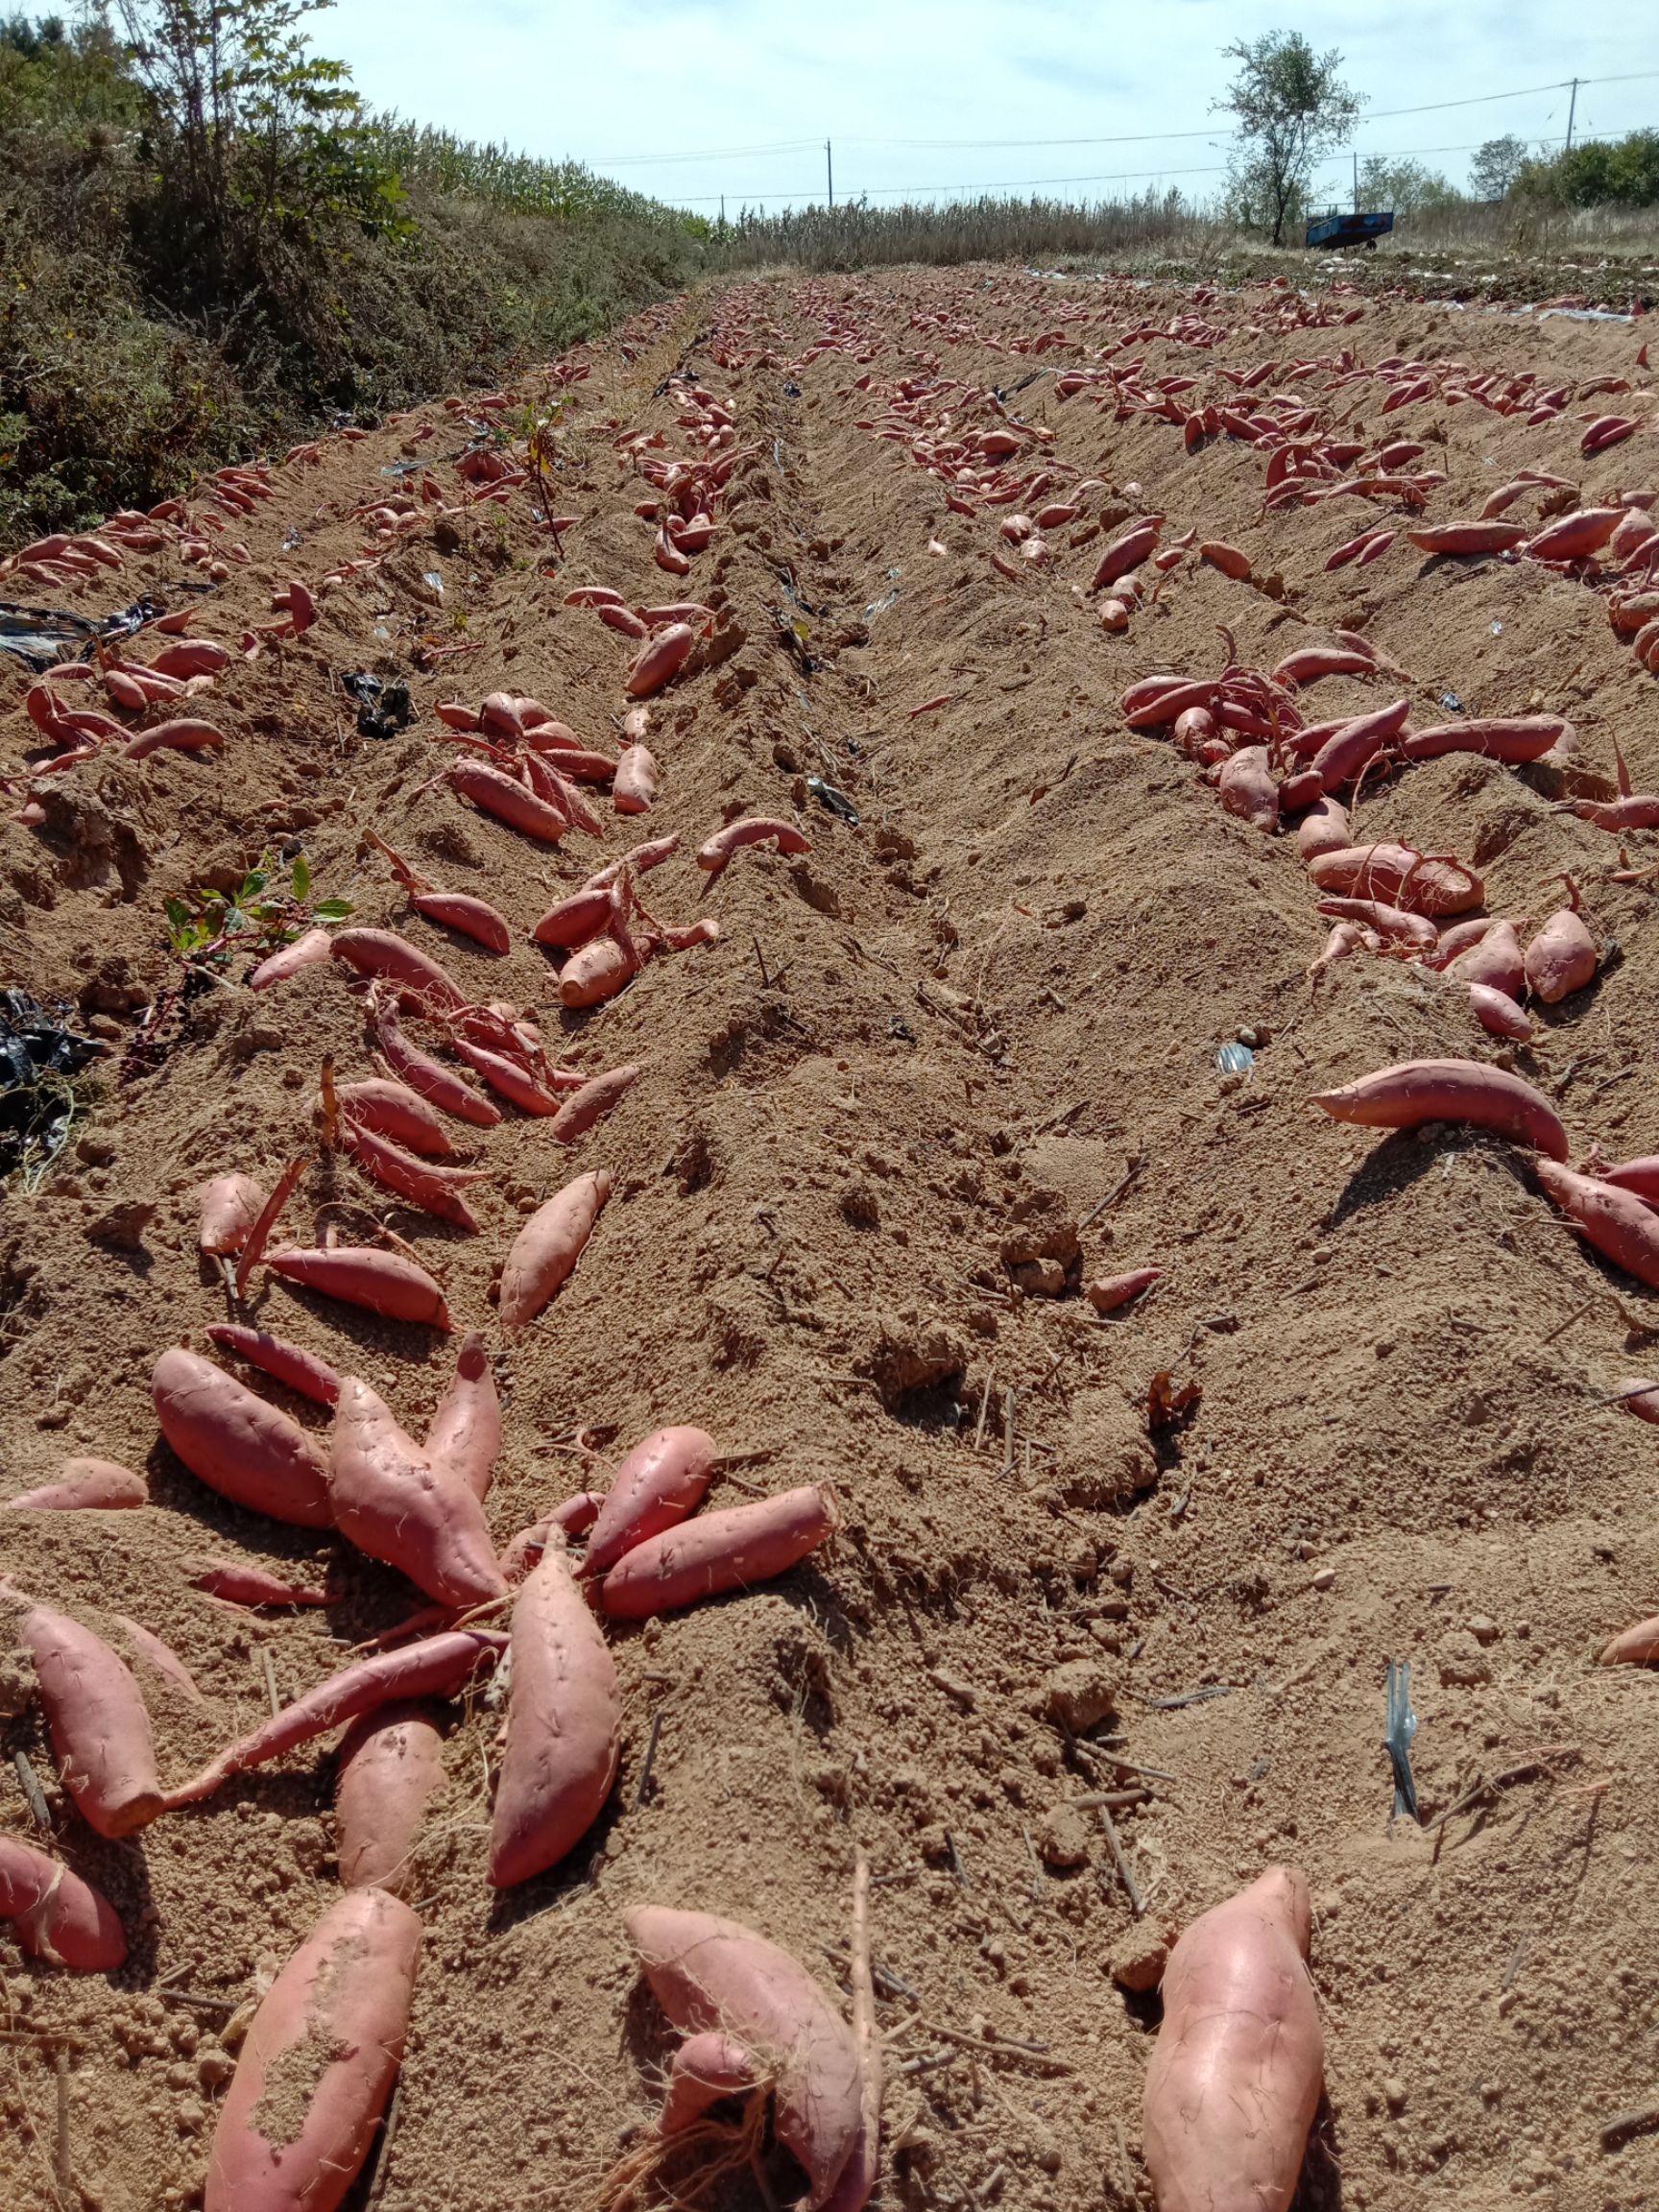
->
335, 1703, 445, 1893
198, 1173, 266, 1255
249, 926, 331, 990
1294, 795, 1350, 862
697, 817, 812, 871
1601, 1615, 1659, 1666
1307, 844, 1482, 918
548, 1062, 642, 1144
490, 1530, 620, 1887
329, 1377, 506, 1608
330, 926, 466, 1013
499, 1168, 612, 1329
600, 1486, 836, 1620
1142, 1865, 1322, 2212
22, 1605, 163, 1837
423, 1331, 500, 1500
205, 1324, 342, 1407
1535, 1162, 1659, 1289
625, 1904, 862, 2210
334, 1078, 454, 1156
1468, 982, 1531, 1041
1085, 1268, 1162, 1314
204, 1888, 420, 2212
1310, 1060, 1567, 1160
184, 1558, 329, 1607
582, 1427, 718, 1580
0, 1837, 127, 1970
1602, 1160, 1659, 1207
1398, 715, 1567, 765
9, 1457, 148, 1509
1524, 909, 1598, 1004
1450, 920, 1525, 998
266, 1246, 451, 1330
1310, 698, 1410, 793
153, 1346, 333, 1527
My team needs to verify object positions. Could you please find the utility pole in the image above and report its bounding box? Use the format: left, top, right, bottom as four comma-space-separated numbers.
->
720, 194, 726, 227
827, 138, 834, 208
1353, 150, 1358, 212
1565, 77, 1579, 152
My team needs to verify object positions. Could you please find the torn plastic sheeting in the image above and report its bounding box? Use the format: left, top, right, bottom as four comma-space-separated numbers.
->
0, 987, 106, 1176
0, 596, 162, 673
338, 670, 413, 739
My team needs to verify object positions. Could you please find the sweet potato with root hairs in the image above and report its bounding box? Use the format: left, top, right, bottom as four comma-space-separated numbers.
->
0, 1837, 127, 1970
373, 1002, 500, 1127
266, 1246, 450, 1330
198, 1173, 266, 1255
624, 1904, 862, 2209
1313, 896, 1436, 950
582, 1427, 718, 1580
1310, 698, 1410, 793
335, 1077, 454, 1156
698, 817, 813, 871
601, 1485, 836, 1620
22, 1606, 163, 1837
9, 1457, 147, 1509
184, 1559, 328, 1607
1142, 1865, 1322, 2212
1310, 1060, 1568, 1159
659, 2032, 763, 2134
548, 1062, 642, 1144
153, 1346, 333, 1526
1534, 1162, 1659, 1289
250, 926, 332, 990
205, 1325, 341, 1407
1309, 843, 1481, 918
1398, 716, 1566, 764
335, 1703, 444, 1893
1469, 982, 1531, 1041
330, 926, 465, 1014
533, 886, 613, 949
1525, 892, 1598, 1004
1217, 746, 1278, 831
338, 1119, 481, 1230
204, 1887, 420, 2212
499, 1168, 612, 1329
614, 744, 658, 813
627, 621, 696, 696
556, 935, 637, 1009
450, 1036, 569, 1116
1086, 1268, 1162, 1314
1451, 921, 1525, 998
163, 1629, 502, 1807
1406, 520, 1527, 556
1600, 1615, 1659, 1665
329, 1378, 506, 1608
1272, 644, 1375, 687
490, 1531, 620, 1887
423, 1332, 500, 1501
1295, 796, 1350, 862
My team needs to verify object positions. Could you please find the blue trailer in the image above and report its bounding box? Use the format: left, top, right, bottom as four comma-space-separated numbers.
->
1305, 208, 1395, 251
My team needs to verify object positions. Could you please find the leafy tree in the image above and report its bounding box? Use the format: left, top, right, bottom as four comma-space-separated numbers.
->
1214, 30, 1360, 246
1358, 156, 1458, 216
0, 10, 142, 130
1469, 133, 1528, 201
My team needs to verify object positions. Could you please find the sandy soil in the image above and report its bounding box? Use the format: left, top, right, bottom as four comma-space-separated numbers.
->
0, 262, 1657, 2212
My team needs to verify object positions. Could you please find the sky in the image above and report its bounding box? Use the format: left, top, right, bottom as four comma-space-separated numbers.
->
320, 0, 1654, 213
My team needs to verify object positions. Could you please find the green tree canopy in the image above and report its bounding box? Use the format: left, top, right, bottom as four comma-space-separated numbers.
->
1214, 30, 1361, 246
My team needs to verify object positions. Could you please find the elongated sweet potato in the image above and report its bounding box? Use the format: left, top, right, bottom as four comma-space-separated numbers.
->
548, 1062, 642, 1145
266, 1246, 451, 1330
625, 1905, 862, 2209
334, 1077, 454, 1156
1308, 843, 1482, 918
697, 817, 812, 872
338, 1118, 481, 1230
1142, 1865, 1322, 2212
1086, 1268, 1162, 1314
582, 1427, 717, 1579
490, 1531, 619, 1887
330, 926, 466, 1013
1601, 1615, 1659, 1665
1398, 715, 1566, 764
22, 1605, 163, 1837
335, 1703, 445, 1893
9, 1457, 148, 1509
249, 926, 332, 990
1535, 1161, 1659, 1289
1310, 1060, 1567, 1159
163, 1629, 503, 1806
423, 1331, 500, 1500
153, 1346, 333, 1526
601, 1485, 836, 1620
205, 1324, 341, 1407
1602, 1160, 1659, 1206
373, 1001, 500, 1127
499, 1168, 612, 1329
198, 1173, 267, 1255
1468, 982, 1531, 1040
0, 1837, 127, 1970
205, 1888, 420, 2212
184, 1558, 329, 1607
1310, 698, 1410, 793
329, 1378, 506, 1608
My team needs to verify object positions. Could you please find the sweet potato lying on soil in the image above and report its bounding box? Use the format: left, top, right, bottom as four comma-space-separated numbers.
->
198, 1173, 266, 1255
8, 1457, 147, 1509
21, 1605, 164, 1837
1534, 1162, 1659, 1289
152, 1346, 333, 1527
335, 1703, 445, 1893
620, 1905, 863, 2211
1085, 1268, 1162, 1314
329, 1378, 506, 1608
204, 1325, 341, 1407
1310, 1060, 1568, 1160
582, 1426, 718, 1579
265, 1246, 451, 1330
184, 1559, 329, 1607
204, 1887, 421, 2212
498, 1169, 612, 1329
423, 1331, 500, 1500
0, 1837, 127, 1970
600, 1485, 837, 1620
490, 1530, 620, 1887
1142, 1865, 1323, 2212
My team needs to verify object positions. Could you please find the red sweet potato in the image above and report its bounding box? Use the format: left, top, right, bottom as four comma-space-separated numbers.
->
1534, 1161, 1659, 1288
1468, 982, 1531, 1041
1142, 1865, 1322, 2212
22, 1605, 163, 1837
205, 1324, 342, 1407
198, 1173, 266, 1255
423, 1331, 500, 1501
334, 1078, 455, 1156
266, 1246, 451, 1330
249, 926, 333, 991
1601, 1616, 1659, 1665
490, 1530, 620, 1887
582, 1427, 718, 1579
614, 744, 659, 813
498, 1168, 612, 1329
373, 1000, 501, 1127
1308, 843, 1482, 918
1217, 745, 1278, 830
329, 1378, 506, 1608
1601, 1160, 1659, 1206
330, 926, 466, 1014
1295, 795, 1350, 862
0, 1836, 127, 1970
1450, 920, 1526, 998
335, 1703, 445, 1893
627, 621, 696, 696
1310, 1059, 1568, 1159
548, 1062, 642, 1144
184, 1558, 329, 1607
1085, 1268, 1162, 1314
697, 817, 812, 871
1398, 716, 1567, 764
204, 1888, 420, 2212
9, 1457, 147, 1509
1524, 907, 1598, 1004
153, 1346, 333, 1526
338, 1118, 481, 1230
600, 1485, 836, 1620
625, 1904, 863, 2209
